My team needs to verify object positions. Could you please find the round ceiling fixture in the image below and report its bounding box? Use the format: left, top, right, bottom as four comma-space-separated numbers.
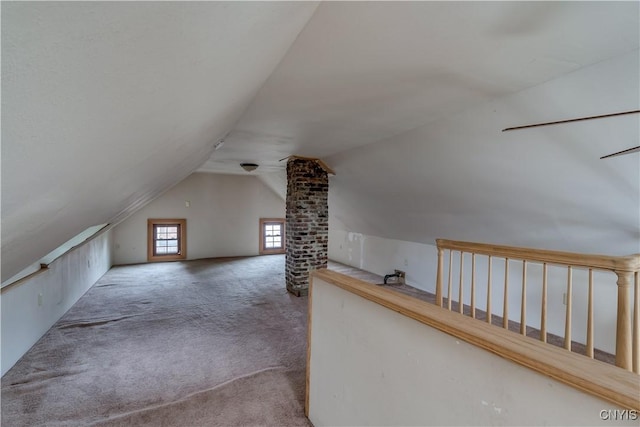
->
240, 163, 259, 172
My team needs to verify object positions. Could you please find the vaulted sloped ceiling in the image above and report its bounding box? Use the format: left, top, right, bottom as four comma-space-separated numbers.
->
3, 2, 639, 282
327, 49, 639, 256
204, 1, 639, 256
1, 2, 319, 281
199, 2, 639, 174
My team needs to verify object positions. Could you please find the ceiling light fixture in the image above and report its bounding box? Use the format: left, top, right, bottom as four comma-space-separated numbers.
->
214, 140, 225, 150
240, 163, 259, 172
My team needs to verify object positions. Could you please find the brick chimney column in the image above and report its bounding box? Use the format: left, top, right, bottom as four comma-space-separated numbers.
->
285, 158, 329, 296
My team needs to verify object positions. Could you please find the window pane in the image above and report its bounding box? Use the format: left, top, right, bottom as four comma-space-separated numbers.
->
156, 234, 180, 255
266, 224, 281, 238
167, 227, 177, 239
260, 220, 284, 253
150, 220, 185, 260
265, 232, 282, 249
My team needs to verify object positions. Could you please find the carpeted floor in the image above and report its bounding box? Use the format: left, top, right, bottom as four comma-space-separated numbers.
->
3, 255, 614, 426
2, 255, 311, 426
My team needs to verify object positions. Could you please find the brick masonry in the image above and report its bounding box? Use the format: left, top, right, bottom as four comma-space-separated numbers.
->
285, 158, 329, 296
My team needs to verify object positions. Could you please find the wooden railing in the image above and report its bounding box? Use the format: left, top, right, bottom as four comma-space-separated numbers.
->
435, 239, 640, 373
309, 269, 640, 412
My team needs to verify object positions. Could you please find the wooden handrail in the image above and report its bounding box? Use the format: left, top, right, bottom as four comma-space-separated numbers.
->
1, 224, 111, 294
436, 239, 640, 272
0, 265, 49, 294
436, 238, 640, 373
310, 269, 640, 411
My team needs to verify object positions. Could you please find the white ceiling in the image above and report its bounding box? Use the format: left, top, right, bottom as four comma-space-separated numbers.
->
327, 49, 639, 256
198, 1, 639, 174
2, 1, 639, 281
1, 2, 319, 281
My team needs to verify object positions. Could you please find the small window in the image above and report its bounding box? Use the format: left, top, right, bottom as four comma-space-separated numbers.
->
147, 219, 186, 262
259, 218, 285, 255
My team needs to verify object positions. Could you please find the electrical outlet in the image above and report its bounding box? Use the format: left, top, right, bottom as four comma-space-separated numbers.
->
38, 293, 43, 306
403, 258, 409, 267
394, 269, 406, 284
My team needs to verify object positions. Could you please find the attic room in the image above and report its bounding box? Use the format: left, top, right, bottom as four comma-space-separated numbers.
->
1, 1, 639, 426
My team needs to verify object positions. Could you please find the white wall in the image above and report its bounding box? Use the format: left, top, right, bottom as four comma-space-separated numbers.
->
326, 50, 639, 258
112, 172, 285, 265
1, 230, 112, 376
324, 52, 638, 356
328, 228, 619, 354
329, 228, 437, 292
308, 277, 636, 426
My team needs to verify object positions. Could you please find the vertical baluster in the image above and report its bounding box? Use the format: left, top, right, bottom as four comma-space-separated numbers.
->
447, 250, 453, 311
633, 272, 639, 374
436, 248, 444, 307
564, 266, 573, 351
520, 260, 527, 335
540, 263, 547, 343
586, 269, 594, 358
486, 256, 492, 325
471, 254, 476, 319
503, 258, 509, 329
459, 252, 464, 314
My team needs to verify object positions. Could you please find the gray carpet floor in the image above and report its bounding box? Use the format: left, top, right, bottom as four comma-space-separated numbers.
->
4, 255, 610, 426
2, 255, 311, 427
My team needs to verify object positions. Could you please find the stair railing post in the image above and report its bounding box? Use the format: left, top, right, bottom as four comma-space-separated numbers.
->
615, 270, 633, 370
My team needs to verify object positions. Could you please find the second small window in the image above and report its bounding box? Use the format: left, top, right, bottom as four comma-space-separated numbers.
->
259, 218, 285, 255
